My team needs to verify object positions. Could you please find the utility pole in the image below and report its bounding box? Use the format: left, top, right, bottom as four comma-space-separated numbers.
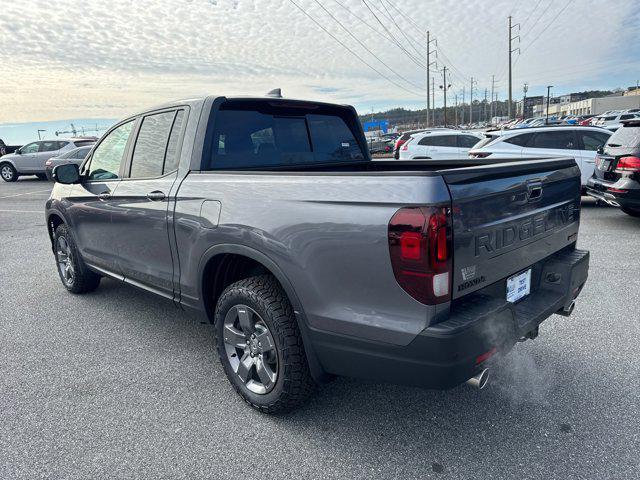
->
469, 77, 477, 125
426, 31, 437, 127
508, 15, 520, 119
483, 88, 488, 122
546, 85, 553, 125
490, 75, 496, 124
461, 86, 466, 125
522, 83, 529, 119
439, 66, 451, 126
454, 93, 459, 126
431, 77, 435, 126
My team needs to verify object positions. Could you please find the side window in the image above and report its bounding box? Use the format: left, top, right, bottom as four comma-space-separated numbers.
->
129, 111, 176, 178
21, 142, 40, 154
457, 135, 480, 148
56, 141, 70, 150
530, 131, 575, 150
580, 131, 610, 151
504, 133, 532, 146
418, 136, 435, 146
430, 135, 457, 147
163, 110, 186, 173
87, 120, 134, 180
39, 141, 59, 152
620, 114, 635, 120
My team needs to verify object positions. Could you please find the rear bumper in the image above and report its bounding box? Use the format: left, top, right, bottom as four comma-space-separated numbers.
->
586, 177, 640, 209
310, 247, 589, 389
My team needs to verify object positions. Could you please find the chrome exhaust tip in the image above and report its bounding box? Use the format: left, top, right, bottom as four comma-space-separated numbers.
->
466, 369, 489, 390
557, 300, 575, 317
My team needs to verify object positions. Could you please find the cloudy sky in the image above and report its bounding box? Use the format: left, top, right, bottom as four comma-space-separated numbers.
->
1, 0, 639, 128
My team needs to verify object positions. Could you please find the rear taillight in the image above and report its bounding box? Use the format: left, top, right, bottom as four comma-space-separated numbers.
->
45, 160, 52, 166
471, 152, 492, 159
388, 206, 452, 304
615, 156, 640, 172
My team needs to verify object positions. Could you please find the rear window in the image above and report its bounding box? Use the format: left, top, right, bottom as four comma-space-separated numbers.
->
504, 133, 533, 146
473, 135, 499, 149
607, 124, 640, 148
206, 102, 365, 170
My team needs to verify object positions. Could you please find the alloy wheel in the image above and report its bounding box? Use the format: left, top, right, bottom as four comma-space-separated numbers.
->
1, 165, 14, 181
223, 305, 278, 394
56, 236, 75, 286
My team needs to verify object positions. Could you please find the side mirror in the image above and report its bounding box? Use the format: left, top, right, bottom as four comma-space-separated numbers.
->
14, 148, 21, 155
52, 163, 81, 184
596, 145, 604, 154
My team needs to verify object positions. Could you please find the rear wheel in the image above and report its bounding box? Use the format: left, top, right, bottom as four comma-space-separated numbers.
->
53, 223, 101, 293
214, 275, 316, 414
0, 163, 18, 182
621, 207, 640, 217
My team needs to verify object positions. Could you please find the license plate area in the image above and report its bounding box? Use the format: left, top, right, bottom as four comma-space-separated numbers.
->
506, 268, 532, 303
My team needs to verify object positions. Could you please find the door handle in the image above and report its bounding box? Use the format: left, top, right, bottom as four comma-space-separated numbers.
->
146, 190, 166, 201
98, 192, 111, 200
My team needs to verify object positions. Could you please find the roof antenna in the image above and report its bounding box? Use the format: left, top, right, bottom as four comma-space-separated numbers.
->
266, 88, 282, 98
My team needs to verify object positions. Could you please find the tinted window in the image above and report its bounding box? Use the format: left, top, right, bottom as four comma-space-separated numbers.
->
620, 114, 636, 120
579, 131, 610, 151
504, 133, 533, 146
603, 116, 616, 121
56, 141, 69, 150
607, 125, 640, 148
530, 131, 576, 149
39, 141, 59, 152
73, 140, 95, 147
208, 104, 364, 169
87, 120, 134, 180
418, 135, 456, 147
457, 135, 480, 148
130, 111, 176, 178
21, 142, 39, 154
163, 110, 185, 173
74, 147, 91, 159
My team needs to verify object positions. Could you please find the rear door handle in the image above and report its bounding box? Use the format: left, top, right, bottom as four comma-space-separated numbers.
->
146, 190, 166, 201
98, 192, 111, 200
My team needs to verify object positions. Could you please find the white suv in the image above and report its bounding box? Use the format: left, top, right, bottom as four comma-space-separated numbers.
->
399, 130, 483, 160
592, 112, 640, 129
468, 126, 611, 187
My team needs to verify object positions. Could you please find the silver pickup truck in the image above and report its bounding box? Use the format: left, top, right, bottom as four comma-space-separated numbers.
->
46, 95, 589, 413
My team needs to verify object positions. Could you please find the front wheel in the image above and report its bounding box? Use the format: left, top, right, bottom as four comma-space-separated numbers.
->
53, 223, 101, 293
214, 275, 316, 414
0, 163, 18, 182
621, 207, 640, 218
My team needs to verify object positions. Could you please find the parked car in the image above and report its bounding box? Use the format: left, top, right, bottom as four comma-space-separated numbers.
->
399, 130, 483, 160
593, 112, 639, 127
45, 95, 589, 413
578, 114, 597, 125
368, 138, 394, 154
469, 126, 612, 187
393, 129, 427, 159
586, 118, 640, 217
0, 138, 96, 182
44, 146, 93, 180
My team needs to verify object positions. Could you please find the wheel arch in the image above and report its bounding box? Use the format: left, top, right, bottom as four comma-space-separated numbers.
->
197, 244, 329, 382
46, 210, 67, 250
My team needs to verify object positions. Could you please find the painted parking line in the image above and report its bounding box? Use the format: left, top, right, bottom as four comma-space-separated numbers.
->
0, 189, 51, 199
0, 209, 42, 213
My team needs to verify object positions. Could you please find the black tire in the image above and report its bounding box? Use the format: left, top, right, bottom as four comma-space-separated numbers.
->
53, 223, 101, 293
214, 274, 316, 414
0, 163, 18, 182
36, 173, 48, 180
621, 207, 640, 217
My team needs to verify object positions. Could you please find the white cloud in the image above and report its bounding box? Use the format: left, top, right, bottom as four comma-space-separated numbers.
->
0, 0, 638, 122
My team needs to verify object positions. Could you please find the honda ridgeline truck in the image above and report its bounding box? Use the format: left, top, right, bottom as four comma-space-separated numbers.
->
46, 95, 589, 413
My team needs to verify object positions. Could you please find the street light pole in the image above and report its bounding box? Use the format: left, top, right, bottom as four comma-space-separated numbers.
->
546, 85, 553, 125
37, 129, 46, 140
439, 66, 451, 126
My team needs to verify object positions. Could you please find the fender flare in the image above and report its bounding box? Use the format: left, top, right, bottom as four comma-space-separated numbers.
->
197, 243, 329, 382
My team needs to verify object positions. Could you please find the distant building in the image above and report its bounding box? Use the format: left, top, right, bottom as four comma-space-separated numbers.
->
623, 86, 640, 97
516, 95, 544, 118
534, 94, 640, 117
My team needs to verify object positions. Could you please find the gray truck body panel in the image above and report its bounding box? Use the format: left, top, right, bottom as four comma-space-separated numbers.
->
45, 96, 589, 388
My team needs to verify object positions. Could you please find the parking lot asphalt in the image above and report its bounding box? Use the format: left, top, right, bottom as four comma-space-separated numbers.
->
1, 177, 639, 480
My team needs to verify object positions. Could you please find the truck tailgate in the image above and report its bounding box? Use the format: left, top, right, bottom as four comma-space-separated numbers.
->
441, 158, 581, 299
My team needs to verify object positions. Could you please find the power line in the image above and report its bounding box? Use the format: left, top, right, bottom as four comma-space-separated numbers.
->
519, 0, 574, 58
522, 0, 555, 37
520, 0, 544, 29
287, 0, 425, 96
329, 0, 426, 69
378, 0, 423, 59
311, 0, 427, 91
